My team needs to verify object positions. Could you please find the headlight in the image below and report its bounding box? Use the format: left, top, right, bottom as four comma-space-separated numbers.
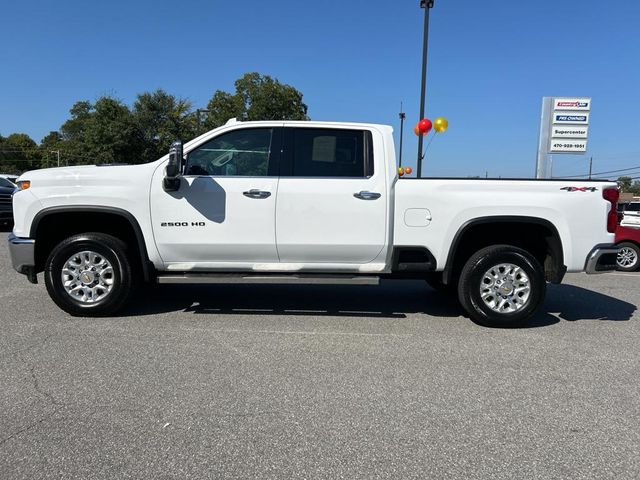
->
16, 180, 31, 191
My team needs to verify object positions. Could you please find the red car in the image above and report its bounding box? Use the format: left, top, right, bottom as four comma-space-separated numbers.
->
615, 225, 640, 271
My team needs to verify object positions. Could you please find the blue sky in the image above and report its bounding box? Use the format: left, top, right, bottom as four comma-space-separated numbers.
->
1, 0, 639, 178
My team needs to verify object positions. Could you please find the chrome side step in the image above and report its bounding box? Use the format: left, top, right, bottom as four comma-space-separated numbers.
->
156, 273, 380, 285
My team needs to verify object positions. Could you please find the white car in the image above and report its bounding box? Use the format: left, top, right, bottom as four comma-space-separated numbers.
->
620, 201, 640, 228
7, 119, 619, 327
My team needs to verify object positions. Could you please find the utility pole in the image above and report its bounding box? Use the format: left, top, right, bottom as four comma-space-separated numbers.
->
416, 0, 435, 178
50, 150, 60, 167
398, 102, 406, 168
589, 157, 593, 179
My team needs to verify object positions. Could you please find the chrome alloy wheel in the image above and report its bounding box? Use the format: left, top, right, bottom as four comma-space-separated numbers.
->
479, 263, 531, 314
61, 251, 115, 303
617, 247, 638, 269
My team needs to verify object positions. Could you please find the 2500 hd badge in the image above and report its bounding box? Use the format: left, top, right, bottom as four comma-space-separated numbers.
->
160, 222, 206, 227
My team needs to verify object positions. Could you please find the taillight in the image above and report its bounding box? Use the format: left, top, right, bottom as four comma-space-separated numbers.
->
603, 187, 619, 233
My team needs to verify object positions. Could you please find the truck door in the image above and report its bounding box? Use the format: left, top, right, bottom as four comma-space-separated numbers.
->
150, 127, 282, 267
275, 126, 388, 264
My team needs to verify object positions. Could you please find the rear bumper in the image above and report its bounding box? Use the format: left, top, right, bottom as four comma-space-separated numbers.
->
8, 233, 36, 278
585, 244, 618, 274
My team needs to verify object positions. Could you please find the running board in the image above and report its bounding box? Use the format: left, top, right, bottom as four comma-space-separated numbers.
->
156, 273, 380, 285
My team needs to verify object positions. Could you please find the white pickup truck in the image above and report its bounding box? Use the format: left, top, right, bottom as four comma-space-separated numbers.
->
8, 119, 620, 327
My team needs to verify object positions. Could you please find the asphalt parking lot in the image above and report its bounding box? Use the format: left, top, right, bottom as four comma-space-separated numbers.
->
1, 231, 639, 479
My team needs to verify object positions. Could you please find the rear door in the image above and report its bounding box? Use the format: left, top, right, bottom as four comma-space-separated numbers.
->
275, 126, 388, 264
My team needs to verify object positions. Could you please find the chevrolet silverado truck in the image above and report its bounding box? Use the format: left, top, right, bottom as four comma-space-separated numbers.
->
7, 119, 620, 327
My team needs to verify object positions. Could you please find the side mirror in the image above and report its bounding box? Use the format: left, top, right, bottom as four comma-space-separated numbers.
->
163, 140, 183, 191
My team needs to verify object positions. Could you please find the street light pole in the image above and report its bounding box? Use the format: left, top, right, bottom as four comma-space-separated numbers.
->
416, 0, 434, 178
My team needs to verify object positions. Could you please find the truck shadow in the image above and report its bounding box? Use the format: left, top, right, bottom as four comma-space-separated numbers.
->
124, 280, 636, 327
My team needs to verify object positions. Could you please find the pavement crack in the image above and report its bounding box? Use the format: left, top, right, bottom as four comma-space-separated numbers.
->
4, 334, 53, 360
0, 337, 67, 447
0, 409, 59, 447
23, 355, 64, 408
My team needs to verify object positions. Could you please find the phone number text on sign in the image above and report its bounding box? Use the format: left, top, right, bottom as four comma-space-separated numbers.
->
549, 140, 587, 153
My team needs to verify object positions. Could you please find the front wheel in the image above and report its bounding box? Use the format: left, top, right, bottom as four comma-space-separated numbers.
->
44, 233, 134, 316
457, 245, 545, 328
616, 242, 640, 272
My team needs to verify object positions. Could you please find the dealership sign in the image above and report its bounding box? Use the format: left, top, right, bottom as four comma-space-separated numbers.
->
549, 139, 588, 153
553, 98, 591, 111
551, 125, 589, 139
553, 112, 590, 125
536, 96, 592, 178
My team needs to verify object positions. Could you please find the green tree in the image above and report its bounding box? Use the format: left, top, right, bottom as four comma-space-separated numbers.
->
629, 181, 640, 196
0, 133, 40, 172
618, 176, 632, 192
39, 131, 65, 168
60, 97, 139, 165
203, 72, 309, 130
132, 89, 196, 162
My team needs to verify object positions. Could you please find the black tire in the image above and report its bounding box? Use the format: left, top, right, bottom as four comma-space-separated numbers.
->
44, 233, 134, 316
425, 273, 457, 295
457, 245, 545, 328
616, 242, 640, 272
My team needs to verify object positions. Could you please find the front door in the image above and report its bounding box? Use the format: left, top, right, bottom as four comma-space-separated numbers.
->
150, 127, 282, 268
275, 126, 388, 265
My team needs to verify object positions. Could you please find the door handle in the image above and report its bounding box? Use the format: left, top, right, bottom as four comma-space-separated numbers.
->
243, 189, 271, 199
354, 191, 381, 200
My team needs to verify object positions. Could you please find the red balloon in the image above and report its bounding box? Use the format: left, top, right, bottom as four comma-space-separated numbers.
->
419, 118, 433, 134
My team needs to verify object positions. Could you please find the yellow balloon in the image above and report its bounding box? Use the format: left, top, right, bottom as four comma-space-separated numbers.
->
434, 117, 448, 133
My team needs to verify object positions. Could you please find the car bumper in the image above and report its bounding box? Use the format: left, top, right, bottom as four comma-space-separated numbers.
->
585, 244, 618, 274
8, 233, 37, 280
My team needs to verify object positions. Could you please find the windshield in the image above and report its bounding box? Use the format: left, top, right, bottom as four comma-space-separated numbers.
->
0, 177, 16, 188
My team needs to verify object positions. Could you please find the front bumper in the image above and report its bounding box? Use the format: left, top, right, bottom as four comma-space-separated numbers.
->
8, 233, 37, 281
585, 244, 618, 274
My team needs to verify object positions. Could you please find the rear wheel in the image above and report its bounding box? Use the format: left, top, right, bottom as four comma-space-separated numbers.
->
44, 233, 134, 316
458, 245, 545, 328
616, 242, 640, 272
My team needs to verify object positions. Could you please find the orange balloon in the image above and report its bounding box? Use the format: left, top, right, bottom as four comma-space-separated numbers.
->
404, 166, 413, 175
413, 124, 421, 136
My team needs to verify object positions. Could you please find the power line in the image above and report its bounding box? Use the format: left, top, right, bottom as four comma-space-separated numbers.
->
554, 164, 640, 179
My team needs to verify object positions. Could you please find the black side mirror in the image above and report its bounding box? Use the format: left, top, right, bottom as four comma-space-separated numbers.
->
163, 140, 183, 191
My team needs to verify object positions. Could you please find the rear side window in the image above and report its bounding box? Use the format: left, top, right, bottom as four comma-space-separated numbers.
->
626, 203, 640, 212
289, 128, 373, 178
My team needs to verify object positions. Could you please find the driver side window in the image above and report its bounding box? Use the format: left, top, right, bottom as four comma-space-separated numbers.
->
185, 128, 274, 177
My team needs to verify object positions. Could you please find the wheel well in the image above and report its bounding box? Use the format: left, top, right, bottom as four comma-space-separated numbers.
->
443, 219, 565, 285
32, 210, 151, 280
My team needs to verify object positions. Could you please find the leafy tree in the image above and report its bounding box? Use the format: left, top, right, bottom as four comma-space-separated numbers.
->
630, 181, 640, 196
203, 72, 309, 130
132, 89, 196, 161
0, 133, 40, 171
2, 73, 309, 170
60, 97, 139, 165
618, 176, 632, 192
39, 131, 65, 168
